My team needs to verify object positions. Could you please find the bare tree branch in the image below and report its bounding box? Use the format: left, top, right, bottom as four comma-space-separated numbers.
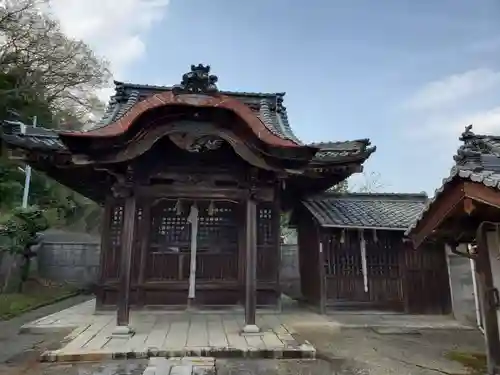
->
0, 0, 110, 128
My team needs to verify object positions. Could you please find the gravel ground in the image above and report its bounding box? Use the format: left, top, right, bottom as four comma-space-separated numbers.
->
293, 324, 486, 375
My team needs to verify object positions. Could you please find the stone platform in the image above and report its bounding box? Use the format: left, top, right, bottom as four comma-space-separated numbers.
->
22, 300, 316, 362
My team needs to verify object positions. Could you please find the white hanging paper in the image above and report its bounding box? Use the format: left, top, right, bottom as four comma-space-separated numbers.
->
187, 204, 199, 300
359, 229, 368, 293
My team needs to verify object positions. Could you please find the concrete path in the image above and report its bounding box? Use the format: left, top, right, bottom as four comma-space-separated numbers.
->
0, 295, 92, 363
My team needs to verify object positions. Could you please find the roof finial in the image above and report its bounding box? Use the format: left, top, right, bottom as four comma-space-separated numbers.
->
172, 64, 219, 95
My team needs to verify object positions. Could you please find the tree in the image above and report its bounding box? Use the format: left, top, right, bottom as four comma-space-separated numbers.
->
0, 206, 49, 291
0, 0, 111, 128
349, 171, 385, 193
328, 180, 349, 193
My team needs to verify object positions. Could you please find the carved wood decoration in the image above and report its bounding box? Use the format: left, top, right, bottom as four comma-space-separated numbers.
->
169, 133, 223, 153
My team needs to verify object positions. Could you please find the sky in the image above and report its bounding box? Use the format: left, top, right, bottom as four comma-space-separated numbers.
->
47, 0, 500, 196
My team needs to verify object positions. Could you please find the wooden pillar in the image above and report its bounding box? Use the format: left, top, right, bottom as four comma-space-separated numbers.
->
318, 232, 326, 314
477, 225, 500, 374
112, 177, 137, 336
96, 197, 113, 310
136, 200, 151, 307
243, 196, 259, 333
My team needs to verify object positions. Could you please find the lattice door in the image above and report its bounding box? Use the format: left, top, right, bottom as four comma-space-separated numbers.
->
194, 201, 239, 280
146, 199, 239, 281
147, 199, 190, 281
257, 202, 278, 281
103, 202, 124, 280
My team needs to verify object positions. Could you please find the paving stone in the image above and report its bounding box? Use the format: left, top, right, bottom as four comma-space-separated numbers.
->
23, 299, 316, 362
142, 357, 215, 375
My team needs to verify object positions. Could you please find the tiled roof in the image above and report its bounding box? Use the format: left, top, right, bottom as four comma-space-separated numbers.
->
0, 121, 66, 151
406, 125, 500, 235
91, 80, 303, 144
0, 64, 375, 165
304, 192, 428, 230
311, 140, 375, 162
86, 81, 375, 162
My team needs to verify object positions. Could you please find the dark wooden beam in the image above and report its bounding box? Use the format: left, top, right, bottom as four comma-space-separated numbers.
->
476, 224, 500, 374
243, 196, 259, 333
410, 181, 465, 248
96, 196, 113, 310
136, 184, 274, 202
112, 168, 137, 335
136, 199, 151, 307
273, 186, 282, 311
464, 181, 500, 210
115, 193, 136, 331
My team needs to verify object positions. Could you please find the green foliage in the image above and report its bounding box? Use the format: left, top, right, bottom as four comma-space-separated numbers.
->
0, 205, 48, 255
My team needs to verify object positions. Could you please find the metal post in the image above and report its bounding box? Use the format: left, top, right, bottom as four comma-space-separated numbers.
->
21, 116, 36, 209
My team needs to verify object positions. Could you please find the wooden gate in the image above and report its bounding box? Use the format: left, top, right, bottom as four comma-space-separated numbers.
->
403, 242, 451, 314
146, 199, 239, 282
323, 230, 404, 310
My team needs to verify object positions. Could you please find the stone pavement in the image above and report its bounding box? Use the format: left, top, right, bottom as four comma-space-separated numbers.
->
22, 299, 316, 362
143, 357, 215, 375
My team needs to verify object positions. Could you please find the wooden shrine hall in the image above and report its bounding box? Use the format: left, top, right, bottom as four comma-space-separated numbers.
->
407, 126, 500, 374
0, 64, 375, 334
290, 192, 452, 314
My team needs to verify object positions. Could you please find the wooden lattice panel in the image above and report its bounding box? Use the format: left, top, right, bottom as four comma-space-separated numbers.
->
257, 203, 275, 246
365, 232, 400, 278
131, 205, 144, 281
104, 202, 124, 280
324, 230, 361, 276
257, 202, 278, 281
150, 200, 190, 252
197, 201, 238, 253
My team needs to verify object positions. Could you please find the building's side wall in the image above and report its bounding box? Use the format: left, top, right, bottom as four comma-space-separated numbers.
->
486, 231, 500, 336
280, 243, 301, 300
445, 245, 478, 326
297, 207, 322, 307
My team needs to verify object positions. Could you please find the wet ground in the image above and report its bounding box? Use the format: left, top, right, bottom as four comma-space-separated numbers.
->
0, 359, 361, 375
0, 296, 487, 374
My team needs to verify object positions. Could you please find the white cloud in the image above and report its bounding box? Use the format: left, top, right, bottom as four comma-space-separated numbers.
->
45, 0, 170, 99
404, 68, 500, 110
401, 106, 500, 146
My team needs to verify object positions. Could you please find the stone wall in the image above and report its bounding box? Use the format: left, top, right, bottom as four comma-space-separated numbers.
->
35, 231, 302, 296
280, 244, 301, 299
37, 230, 101, 288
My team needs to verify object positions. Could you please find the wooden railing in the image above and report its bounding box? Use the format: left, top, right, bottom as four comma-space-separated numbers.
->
145, 251, 238, 281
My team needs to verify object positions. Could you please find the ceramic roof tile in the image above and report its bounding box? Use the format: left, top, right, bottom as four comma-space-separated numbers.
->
0, 121, 66, 151
89, 80, 303, 144
406, 125, 500, 235
304, 192, 428, 230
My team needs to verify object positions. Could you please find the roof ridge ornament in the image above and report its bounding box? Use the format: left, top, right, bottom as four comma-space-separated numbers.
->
460, 124, 475, 143
172, 64, 219, 95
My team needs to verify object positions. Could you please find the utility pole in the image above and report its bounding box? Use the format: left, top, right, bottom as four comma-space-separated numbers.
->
21, 116, 37, 209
